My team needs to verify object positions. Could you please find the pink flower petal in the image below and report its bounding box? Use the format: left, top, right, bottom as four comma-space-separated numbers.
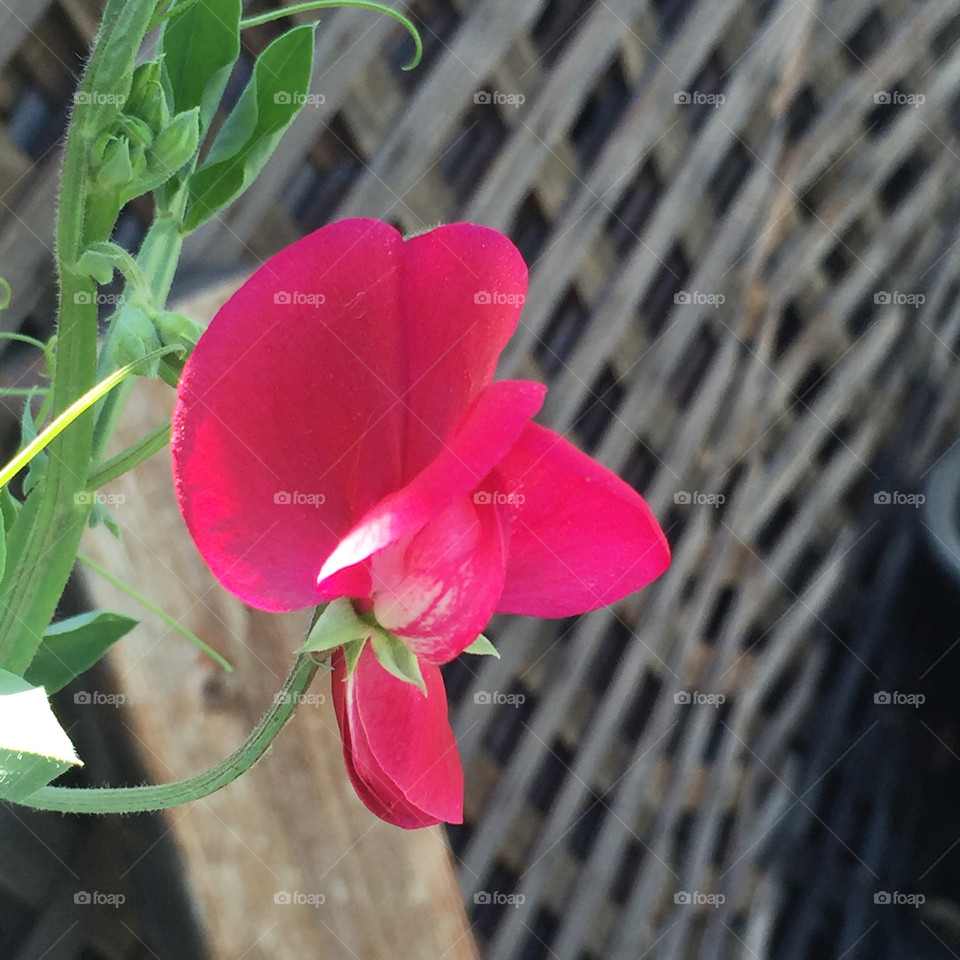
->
316, 379, 544, 593
372, 495, 506, 663
491, 424, 671, 617
331, 644, 463, 828
399, 223, 528, 478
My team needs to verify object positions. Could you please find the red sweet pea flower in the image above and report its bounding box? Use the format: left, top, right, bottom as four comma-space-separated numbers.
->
171, 218, 669, 828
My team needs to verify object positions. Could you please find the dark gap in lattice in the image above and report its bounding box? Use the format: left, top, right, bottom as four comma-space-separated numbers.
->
574, 364, 625, 452
111, 211, 148, 255
756, 497, 797, 554
610, 839, 646, 904
531, 0, 597, 68
775, 300, 805, 358
952, 325, 960, 360
816, 419, 854, 466
481, 680, 537, 766
535, 286, 589, 381
554, 615, 582, 646
842, 8, 887, 66
509, 192, 551, 267
568, 793, 609, 860
240, 0, 290, 53
606, 157, 662, 258
282, 113, 364, 230
11, 4, 84, 102
786, 543, 825, 597
671, 810, 695, 864
663, 506, 689, 550
847, 296, 877, 336
705, 586, 736, 645
440, 101, 508, 204
716, 463, 746, 526
749, 0, 779, 25
4, 86, 64, 161
620, 669, 663, 742
793, 361, 828, 412
796, 181, 822, 220
680, 574, 698, 604
934, 280, 960, 328
441, 653, 480, 710
878, 150, 929, 212
651, 0, 698, 39
933, 12, 960, 57
671, 324, 719, 410
472, 860, 522, 941
622, 440, 660, 495
571, 56, 630, 169
709, 138, 751, 215
389, 0, 462, 87
948, 91, 960, 139
518, 907, 561, 960
703, 698, 734, 761
586, 619, 633, 697
786, 84, 818, 145
641, 242, 691, 337
446, 818, 474, 859
684, 52, 727, 132
741, 622, 768, 656
864, 78, 918, 138
758, 656, 803, 717
822, 241, 851, 282
528, 737, 575, 814
712, 811, 736, 867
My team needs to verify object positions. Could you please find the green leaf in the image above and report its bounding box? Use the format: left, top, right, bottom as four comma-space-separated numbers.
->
162, 0, 241, 130
298, 597, 369, 654
20, 392, 47, 497
87, 501, 122, 539
0, 669, 81, 801
76, 249, 118, 285
119, 108, 201, 205
184, 24, 316, 233
370, 628, 426, 695
24, 611, 139, 694
0, 277, 10, 312
463, 634, 500, 658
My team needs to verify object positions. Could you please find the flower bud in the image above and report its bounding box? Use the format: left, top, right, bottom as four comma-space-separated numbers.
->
96, 137, 133, 190
109, 305, 161, 377
126, 59, 169, 134
150, 109, 200, 177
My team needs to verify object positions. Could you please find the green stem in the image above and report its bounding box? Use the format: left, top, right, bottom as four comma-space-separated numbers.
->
240, 2, 422, 70
87, 421, 170, 489
77, 552, 233, 672
16, 654, 320, 813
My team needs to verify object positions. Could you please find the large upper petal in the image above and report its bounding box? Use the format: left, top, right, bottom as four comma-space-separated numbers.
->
493, 424, 671, 617
331, 644, 463, 828
172, 218, 530, 613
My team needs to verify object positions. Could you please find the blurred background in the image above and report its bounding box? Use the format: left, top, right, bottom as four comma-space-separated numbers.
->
5, 0, 960, 957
